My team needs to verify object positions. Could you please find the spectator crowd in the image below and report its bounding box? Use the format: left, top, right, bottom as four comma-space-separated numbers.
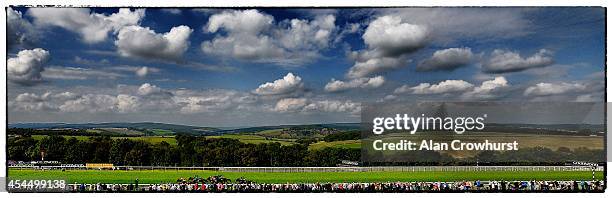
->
67, 179, 605, 192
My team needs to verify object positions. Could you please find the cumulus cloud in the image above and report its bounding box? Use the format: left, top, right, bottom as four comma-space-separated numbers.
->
382, 8, 531, 41
201, 9, 337, 66
7, 48, 50, 85
115, 25, 193, 61
253, 73, 304, 95
416, 47, 474, 72
304, 100, 361, 114
137, 83, 173, 98
273, 98, 360, 114
9, 85, 257, 115
482, 49, 554, 73
59, 94, 118, 113
7, 7, 36, 49
9, 84, 364, 118
136, 66, 150, 77
10, 92, 54, 111
176, 90, 256, 114
137, 83, 163, 95
524, 82, 587, 97
395, 80, 474, 95
273, 98, 309, 112
28, 8, 145, 43
344, 15, 427, 78
346, 56, 408, 79
324, 76, 385, 92
461, 76, 509, 100
362, 15, 429, 57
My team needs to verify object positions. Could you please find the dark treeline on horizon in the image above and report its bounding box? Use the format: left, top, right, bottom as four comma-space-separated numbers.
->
8, 133, 605, 167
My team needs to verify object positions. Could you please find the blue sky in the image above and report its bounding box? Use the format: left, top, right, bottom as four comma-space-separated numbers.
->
6, 7, 605, 126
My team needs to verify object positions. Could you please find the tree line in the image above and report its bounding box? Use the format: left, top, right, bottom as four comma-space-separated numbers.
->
8, 128, 138, 137
8, 134, 360, 167
8, 134, 604, 166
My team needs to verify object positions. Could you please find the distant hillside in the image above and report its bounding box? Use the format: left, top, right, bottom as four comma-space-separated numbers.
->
217, 123, 360, 134
8, 122, 218, 135
484, 123, 605, 135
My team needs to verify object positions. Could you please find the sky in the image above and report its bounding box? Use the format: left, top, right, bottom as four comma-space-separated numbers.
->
6, 7, 606, 127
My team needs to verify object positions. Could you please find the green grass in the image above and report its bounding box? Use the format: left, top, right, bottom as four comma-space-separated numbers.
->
149, 129, 174, 136
8, 169, 603, 184
309, 140, 361, 150
255, 129, 284, 136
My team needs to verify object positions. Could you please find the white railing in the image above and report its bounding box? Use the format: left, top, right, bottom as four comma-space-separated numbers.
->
9, 165, 604, 172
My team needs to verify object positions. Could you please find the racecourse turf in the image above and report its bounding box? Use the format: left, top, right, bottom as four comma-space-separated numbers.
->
8, 169, 604, 184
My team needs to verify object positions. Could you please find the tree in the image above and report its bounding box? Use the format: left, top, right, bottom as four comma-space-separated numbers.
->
110, 139, 135, 165
8, 136, 38, 161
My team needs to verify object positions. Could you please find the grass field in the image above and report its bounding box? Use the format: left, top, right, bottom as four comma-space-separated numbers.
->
8, 169, 603, 184
308, 140, 361, 150
149, 129, 174, 136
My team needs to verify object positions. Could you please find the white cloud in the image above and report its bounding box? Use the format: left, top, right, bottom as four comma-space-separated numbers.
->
273, 98, 309, 112
201, 9, 337, 66
344, 15, 427, 78
273, 98, 360, 114
377, 94, 399, 102
10, 92, 54, 111
304, 100, 361, 114
161, 8, 181, 15
253, 73, 304, 95
382, 8, 530, 41
461, 76, 509, 100
115, 25, 193, 61
524, 82, 586, 97
7, 48, 50, 85
324, 76, 385, 92
9, 84, 364, 118
279, 14, 336, 50
42, 66, 125, 80
395, 80, 474, 95
59, 94, 118, 113
483, 49, 554, 73
346, 56, 408, 79
416, 47, 474, 71
52, 92, 80, 101
136, 66, 150, 77
7, 7, 36, 49
177, 90, 256, 114
28, 8, 145, 43
116, 94, 141, 113
137, 83, 172, 98
362, 15, 429, 57
10, 86, 257, 115
206, 9, 273, 34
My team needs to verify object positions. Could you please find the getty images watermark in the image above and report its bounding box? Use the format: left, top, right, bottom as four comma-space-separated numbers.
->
360, 102, 605, 163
